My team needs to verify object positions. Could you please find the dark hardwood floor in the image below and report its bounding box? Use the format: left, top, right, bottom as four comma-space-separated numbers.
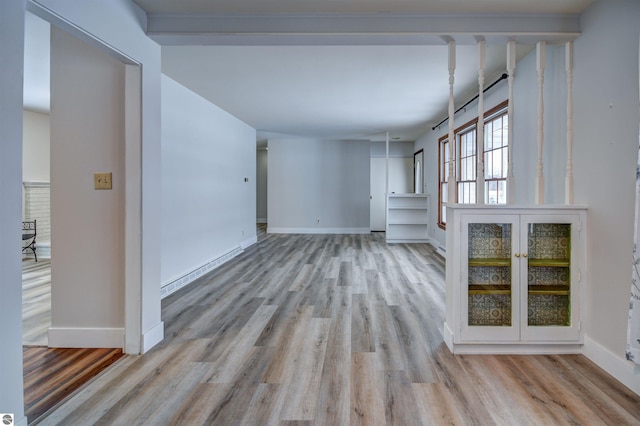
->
24, 346, 123, 424
35, 225, 640, 425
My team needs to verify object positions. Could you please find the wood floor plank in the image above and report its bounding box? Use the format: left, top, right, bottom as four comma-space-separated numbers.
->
350, 352, 386, 426
35, 226, 640, 425
315, 286, 351, 425
351, 293, 376, 353
276, 318, 331, 421
204, 303, 278, 383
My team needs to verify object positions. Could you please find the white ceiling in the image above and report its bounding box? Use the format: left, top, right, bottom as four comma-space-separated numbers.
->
161, 44, 530, 142
24, 1, 596, 142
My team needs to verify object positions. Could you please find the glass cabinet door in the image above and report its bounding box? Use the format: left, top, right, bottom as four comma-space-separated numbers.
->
521, 215, 580, 341
462, 215, 520, 341
527, 223, 571, 327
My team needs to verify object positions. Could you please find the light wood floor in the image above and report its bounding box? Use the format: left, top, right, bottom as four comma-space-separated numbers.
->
22, 259, 51, 346
38, 226, 640, 425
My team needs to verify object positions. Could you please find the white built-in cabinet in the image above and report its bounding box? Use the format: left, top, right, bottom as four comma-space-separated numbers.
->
444, 205, 587, 354
385, 194, 429, 243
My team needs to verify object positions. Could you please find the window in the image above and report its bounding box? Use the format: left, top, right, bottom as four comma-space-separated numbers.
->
457, 126, 477, 204
484, 108, 508, 204
438, 136, 450, 226
438, 101, 509, 229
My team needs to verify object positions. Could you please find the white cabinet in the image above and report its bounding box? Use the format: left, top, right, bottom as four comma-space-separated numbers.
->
385, 194, 429, 243
444, 205, 587, 354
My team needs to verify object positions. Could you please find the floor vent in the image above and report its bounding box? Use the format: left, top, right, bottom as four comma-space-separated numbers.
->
160, 246, 244, 299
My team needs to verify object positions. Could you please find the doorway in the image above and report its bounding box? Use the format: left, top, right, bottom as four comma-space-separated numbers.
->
21, 9, 141, 421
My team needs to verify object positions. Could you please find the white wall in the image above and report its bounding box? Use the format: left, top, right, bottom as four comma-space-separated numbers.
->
0, 1, 27, 422
29, 0, 164, 353
49, 27, 125, 345
268, 138, 370, 233
22, 110, 50, 182
571, 0, 640, 382
370, 140, 415, 158
161, 75, 257, 285
257, 148, 268, 223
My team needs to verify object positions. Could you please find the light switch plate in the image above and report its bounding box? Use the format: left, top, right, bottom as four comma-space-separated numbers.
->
94, 172, 112, 190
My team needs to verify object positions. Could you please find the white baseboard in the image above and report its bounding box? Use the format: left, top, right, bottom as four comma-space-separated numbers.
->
14, 415, 28, 426
241, 235, 257, 249
443, 322, 454, 352
48, 327, 124, 348
141, 321, 164, 354
257, 218, 267, 224
267, 227, 370, 234
583, 335, 640, 396
160, 245, 246, 299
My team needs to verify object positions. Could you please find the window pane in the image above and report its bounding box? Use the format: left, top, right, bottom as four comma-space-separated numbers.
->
485, 121, 493, 151
502, 147, 508, 178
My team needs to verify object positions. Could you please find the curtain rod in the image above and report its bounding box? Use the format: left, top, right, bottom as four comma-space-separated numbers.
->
431, 73, 508, 131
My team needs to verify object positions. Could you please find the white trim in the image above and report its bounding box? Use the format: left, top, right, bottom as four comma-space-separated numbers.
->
448, 343, 582, 355
257, 217, 268, 224
386, 239, 429, 243
160, 245, 245, 299
141, 321, 165, 353
22, 181, 50, 188
443, 322, 454, 352
48, 327, 125, 348
583, 335, 640, 396
241, 235, 258, 249
14, 415, 28, 426
266, 227, 370, 234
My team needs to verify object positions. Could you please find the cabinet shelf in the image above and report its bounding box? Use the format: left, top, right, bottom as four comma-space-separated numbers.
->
468, 284, 511, 295
528, 285, 570, 295
469, 258, 511, 267
528, 258, 570, 267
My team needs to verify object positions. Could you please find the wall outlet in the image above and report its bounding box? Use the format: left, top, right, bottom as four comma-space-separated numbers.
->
94, 172, 112, 190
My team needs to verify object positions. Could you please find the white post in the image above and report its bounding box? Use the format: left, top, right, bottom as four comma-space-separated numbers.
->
565, 41, 574, 204
506, 40, 516, 204
476, 40, 486, 204
535, 41, 546, 204
385, 130, 389, 195
447, 40, 457, 206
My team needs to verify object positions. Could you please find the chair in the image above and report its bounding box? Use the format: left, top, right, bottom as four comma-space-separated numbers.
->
22, 220, 37, 262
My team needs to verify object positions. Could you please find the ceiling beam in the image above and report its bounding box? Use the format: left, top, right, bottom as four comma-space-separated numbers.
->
145, 13, 581, 46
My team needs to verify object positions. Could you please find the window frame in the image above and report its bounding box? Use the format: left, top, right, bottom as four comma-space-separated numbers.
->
437, 100, 509, 230
437, 135, 450, 229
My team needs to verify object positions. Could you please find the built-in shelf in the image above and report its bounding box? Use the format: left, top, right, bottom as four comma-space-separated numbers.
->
386, 194, 429, 243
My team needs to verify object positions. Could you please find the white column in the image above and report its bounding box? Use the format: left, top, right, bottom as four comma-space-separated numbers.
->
476, 40, 486, 204
385, 130, 389, 195
535, 41, 546, 204
506, 40, 516, 204
565, 41, 574, 204
447, 41, 457, 206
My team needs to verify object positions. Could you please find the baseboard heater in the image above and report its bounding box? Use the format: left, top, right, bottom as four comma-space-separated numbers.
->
160, 246, 244, 299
